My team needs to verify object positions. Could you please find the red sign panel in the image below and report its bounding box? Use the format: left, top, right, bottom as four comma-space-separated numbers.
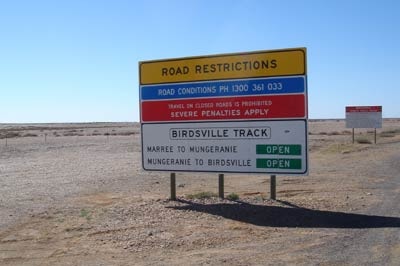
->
346, 106, 382, 113
141, 94, 305, 122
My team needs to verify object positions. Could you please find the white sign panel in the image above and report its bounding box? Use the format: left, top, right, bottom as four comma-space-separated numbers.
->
346, 106, 382, 128
142, 120, 308, 174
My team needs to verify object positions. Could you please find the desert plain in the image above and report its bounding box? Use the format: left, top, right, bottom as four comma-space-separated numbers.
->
0, 119, 400, 265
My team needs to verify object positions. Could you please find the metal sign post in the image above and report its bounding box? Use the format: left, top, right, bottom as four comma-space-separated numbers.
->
270, 175, 276, 200
170, 172, 176, 200
218, 174, 224, 199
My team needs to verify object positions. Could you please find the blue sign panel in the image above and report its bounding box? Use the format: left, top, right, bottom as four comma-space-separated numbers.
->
141, 76, 305, 100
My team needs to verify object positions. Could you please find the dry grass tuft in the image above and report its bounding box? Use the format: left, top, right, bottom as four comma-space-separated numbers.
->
356, 137, 372, 144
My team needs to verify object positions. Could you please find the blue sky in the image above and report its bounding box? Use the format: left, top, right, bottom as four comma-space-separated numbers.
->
0, 0, 399, 123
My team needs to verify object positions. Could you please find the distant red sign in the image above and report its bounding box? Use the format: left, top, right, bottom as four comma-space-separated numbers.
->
345, 106, 382, 128
346, 106, 382, 113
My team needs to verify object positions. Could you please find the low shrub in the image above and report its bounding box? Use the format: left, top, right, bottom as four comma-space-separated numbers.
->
1, 132, 21, 139
380, 132, 395, 138
328, 131, 340, 136
23, 133, 38, 137
380, 129, 400, 137
79, 208, 92, 221
226, 193, 239, 201
117, 131, 136, 136
187, 191, 218, 199
356, 137, 372, 144
63, 132, 77, 136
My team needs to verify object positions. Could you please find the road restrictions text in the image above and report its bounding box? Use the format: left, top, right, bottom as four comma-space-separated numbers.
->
140, 49, 306, 84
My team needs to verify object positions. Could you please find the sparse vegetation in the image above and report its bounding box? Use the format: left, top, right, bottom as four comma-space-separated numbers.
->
117, 131, 137, 136
380, 132, 395, 138
79, 208, 91, 221
0, 132, 21, 139
23, 133, 38, 137
186, 191, 218, 199
380, 129, 400, 138
63, 131, 84, 137
226, 193, 239, 201
356, 137, 372, 144
104, 131, 137, 136
255, 195, 266, 201
63, 132, 77, 136
0, 131, 41, 139
323, 143, 360, 154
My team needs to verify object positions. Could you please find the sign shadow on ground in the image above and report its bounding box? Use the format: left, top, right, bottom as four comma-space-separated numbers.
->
168, 199, 400, 229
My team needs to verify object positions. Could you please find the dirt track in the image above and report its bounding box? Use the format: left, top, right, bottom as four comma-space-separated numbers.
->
0, 120, 400, 265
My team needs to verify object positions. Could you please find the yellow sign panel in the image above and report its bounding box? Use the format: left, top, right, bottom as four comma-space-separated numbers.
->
140, 48, 306, 85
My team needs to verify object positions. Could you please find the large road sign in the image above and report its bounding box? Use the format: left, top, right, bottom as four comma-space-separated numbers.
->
140, 48, 308, 174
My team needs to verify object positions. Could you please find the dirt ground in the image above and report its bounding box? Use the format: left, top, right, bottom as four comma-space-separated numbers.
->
0, 120, 400, 265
